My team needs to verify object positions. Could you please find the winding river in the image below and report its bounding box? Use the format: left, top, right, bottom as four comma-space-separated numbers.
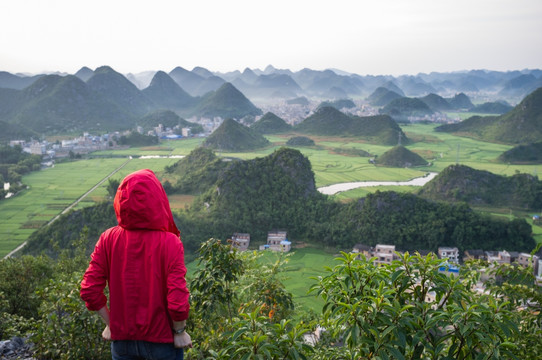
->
317, 172, 438, 195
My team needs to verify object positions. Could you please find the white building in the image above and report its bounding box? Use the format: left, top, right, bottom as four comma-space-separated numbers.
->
438, 247, 459, 264
374, 244, 396, 265
260, 230, 291, 252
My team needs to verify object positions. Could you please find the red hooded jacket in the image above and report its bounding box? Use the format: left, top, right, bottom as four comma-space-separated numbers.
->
80, 169, 190, 343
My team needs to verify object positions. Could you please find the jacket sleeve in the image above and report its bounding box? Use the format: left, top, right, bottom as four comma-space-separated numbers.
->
80, 234, 109, 311
166, 238, 190, 321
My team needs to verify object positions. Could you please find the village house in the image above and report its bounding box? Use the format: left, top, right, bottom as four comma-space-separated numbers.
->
438, 247, 459, 263
352, 243, 373, 258
517, 253, 539, 273
374, 244, 396, 265
464, 249, 485, 261
259, 230, 291, 252
231, 233, 250, 251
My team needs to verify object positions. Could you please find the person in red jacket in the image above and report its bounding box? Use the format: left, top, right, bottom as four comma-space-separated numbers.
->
81, 169, 192, 360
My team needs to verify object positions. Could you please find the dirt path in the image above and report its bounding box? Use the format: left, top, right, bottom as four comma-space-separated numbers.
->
3, 157, 132, 259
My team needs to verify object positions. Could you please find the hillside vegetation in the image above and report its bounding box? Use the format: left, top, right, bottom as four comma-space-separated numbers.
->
436, 87, 542, 144
418, 164, 542, 210
250, 112, 291, 134
294, 106, 408, 145
380, 97, 434, 120
375, 145, 428, 167
194, 83, 262, 119
22, 148, 536, 259
285, 136, 315, 146
498, 142, 542, 164
164, 147, 230, 194
203, 118, 270, 151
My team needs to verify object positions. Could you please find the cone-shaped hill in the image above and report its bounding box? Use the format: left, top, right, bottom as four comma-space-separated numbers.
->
418, 164, 542, 210
447, 93, 474, 110
251, 112, 291, 134
375, 145, 428, 167
7, 75, 133, 133
498, 142, 542, 164
380, 97, 433, 119
165, 147, 230, 194
142, 71, 196, 110
203, 118, 270, 151
87, 66, 155, 116
367, 87, 402, 106
194, 82, 262, 119
295, 106, 408, 145
436, 87, 542, 144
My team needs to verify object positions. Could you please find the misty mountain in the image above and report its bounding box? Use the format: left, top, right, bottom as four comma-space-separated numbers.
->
418, 93, 451, 111
291, 69, 364, 96
142, 71, 196, 110
378, 81, 405, 97
316, 99, 356, 111
193, 82, 262, 119
286, 96, 310, 106
4, 74, 133, 134
367, 87, 403, 107
436, 87, 542, 144
74, 67, 94, 82
168, 66, 225, 96
125, 70, 157, 89
380, 97, 434, 120
397, 76, 437, 96
192, 66, 215, 78
87, 66, 155, 116
231, 73, 302, 99
469, 101, 513, 114
447, 93, 474, 110
499, 74, 542, 99
0, 71, 43, 90
251, 112, 291, 134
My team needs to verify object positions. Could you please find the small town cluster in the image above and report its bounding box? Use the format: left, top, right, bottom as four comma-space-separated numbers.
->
8, 124, 196, 162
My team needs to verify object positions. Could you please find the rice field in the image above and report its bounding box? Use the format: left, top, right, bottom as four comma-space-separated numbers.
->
0, 157, 180, 257
1, 123, 541, 257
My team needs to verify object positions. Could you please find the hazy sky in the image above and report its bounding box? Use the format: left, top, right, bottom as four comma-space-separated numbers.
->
1, 0, 541, 76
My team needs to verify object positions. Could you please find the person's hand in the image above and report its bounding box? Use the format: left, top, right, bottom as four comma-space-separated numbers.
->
174, 331, 192, 349
102, 325, 112, 341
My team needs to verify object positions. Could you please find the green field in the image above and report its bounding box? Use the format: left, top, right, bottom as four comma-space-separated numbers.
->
185, 246, 339, 313
0, 157, 179, 257
1, 123, 541, 258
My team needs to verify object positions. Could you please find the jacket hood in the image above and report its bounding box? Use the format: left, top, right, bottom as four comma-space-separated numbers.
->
113, 169, 180, 237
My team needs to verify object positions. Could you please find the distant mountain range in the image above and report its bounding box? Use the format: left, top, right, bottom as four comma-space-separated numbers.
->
0, 66, 262, 138
0, 64, 541, 139
2, 66, 541, 102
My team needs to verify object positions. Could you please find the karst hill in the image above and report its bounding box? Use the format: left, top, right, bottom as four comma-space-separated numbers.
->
436, 87, 542, 144
294, 106, 408, 145
418, 164, 542, 210
203, 118, 270, 151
